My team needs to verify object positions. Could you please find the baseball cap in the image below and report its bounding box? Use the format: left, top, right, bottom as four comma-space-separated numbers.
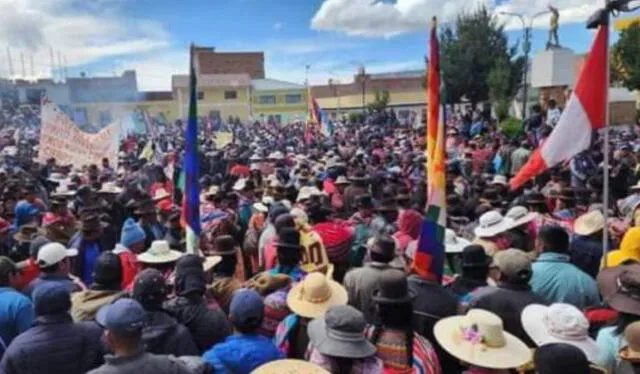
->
230, 288, 264, 327
33, 282, 72, 316
493, 248, 532, 282
96, 298, 146, 334
37, 243, 78, 268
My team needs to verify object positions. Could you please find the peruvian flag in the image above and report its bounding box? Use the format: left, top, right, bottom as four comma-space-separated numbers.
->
510, 26, 608, 190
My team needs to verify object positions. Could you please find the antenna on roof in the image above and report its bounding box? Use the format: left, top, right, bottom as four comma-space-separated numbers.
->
20, 51, 26, 78
6, 47, 14, 78
49, 47, 56, 81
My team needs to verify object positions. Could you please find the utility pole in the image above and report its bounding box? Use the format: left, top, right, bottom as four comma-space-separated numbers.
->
49, 47, 56, 81
57, 51, 63, 82
6, 47, 14, 78
20, 51, 26, 78
30, 54, 35, 78
358, 64, 366, 114
63, 56, 68, 81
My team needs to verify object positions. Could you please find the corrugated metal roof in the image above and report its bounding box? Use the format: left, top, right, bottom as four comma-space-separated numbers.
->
172, 74, 251, 88
251, 79, 304, 91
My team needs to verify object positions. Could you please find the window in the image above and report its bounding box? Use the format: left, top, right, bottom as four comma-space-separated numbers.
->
285, 94, 302, 104
197, 91, 204, 100
26, 88, 45, 105
224, 90, 237, 100
99, 110, 112, 125
73, 108, 88, 125
259, 95, 276, 105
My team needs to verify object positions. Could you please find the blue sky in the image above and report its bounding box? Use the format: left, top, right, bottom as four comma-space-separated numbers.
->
1, 0, 638, 91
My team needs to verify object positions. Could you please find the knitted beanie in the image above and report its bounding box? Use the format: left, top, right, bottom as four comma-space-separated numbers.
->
120, 218, 146, 248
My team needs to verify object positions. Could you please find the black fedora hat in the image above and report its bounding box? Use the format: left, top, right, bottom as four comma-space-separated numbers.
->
276, 227, 302, 250
372, 269, 414, 304
460, 244, 491, 268
211, 235, 237, 256
356, 195, 374, 209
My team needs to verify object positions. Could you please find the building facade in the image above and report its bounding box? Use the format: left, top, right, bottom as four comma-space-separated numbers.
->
250, 79, 307, 124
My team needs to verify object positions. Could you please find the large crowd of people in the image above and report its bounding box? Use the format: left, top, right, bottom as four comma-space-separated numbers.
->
0, 95, 639, 374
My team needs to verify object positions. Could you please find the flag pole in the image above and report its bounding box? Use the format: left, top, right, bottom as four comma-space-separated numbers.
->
601, 3, 610, 268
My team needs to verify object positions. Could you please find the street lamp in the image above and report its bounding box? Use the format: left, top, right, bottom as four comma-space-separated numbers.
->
499, 10, 550, 119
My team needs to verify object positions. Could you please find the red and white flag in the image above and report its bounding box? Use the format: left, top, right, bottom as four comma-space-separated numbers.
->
510, 26, 608, 190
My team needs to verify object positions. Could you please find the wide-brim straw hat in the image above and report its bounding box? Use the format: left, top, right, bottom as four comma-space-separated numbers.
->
574, 210, 605, 236
152, 188, 171, 201
521, 304, 599, 362
137, 240, 184, 264
445, 228, 471, 254
202, 255, 222, 272
474, 211, 513, 238
286, 272, 348, 319
505, 206, 537, 229
251, 360, 329, 374
434, 309, 532, 370
13, 225, 39, 243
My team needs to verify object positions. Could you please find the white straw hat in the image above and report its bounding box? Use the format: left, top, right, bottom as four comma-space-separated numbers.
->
445, 229, 470, 254
137, 240, 184, 264
521, 303, 599, 362
505, 206, 537, 229
251, 359, 329, 374
287, 272, 348, 319
474, 211, 513, 238
573, 210, 605, 236
434, 309, 532, 370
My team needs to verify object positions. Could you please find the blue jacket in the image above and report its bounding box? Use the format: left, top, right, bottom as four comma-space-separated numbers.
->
202, 334, 284, 374
0, 314, 104, 374
0, 287, 33, 351
24, 273, 81, 299
570, 236, 610, 278
530, 252, 600, 310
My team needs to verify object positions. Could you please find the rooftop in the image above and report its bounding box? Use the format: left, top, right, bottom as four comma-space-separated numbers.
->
252, 78, 304, 91
172, 74, 252, 88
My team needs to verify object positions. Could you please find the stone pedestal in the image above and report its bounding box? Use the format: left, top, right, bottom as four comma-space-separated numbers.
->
532, 48, 575, 109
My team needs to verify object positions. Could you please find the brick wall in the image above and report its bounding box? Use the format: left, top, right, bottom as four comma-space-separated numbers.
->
197, 51, 265, 79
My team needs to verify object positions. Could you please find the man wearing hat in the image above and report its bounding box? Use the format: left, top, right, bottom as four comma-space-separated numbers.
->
0, 257, 33, 347
89, 299, 194, 374
135, 199, 165, 250
68, 214, 109, 287
209, 235, 243, 313
343, 235, 397, 323
163, 254, 231, 353
468, 249, 547, 347
0, 283, 104, 374
131, 269, 198, 356
113, 217, 147, 289
343, 170, 369, 213
203, 289, 284, 373
348, 195, 375, 267
24, 242, 81, 297
570, 209, 609, 278
70, 252, 125, 322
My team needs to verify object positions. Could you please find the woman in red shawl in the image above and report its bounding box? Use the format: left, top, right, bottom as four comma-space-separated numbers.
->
393, 208, 423, 256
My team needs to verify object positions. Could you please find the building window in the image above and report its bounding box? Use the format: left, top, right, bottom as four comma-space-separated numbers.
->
99, 110, 112, 126
73, 108, 88, 125
197, 91, 204, 100
259, 95, 276, 105
26, 88, 45, 105
285, 94, 302, 104
224, 90, 237, 100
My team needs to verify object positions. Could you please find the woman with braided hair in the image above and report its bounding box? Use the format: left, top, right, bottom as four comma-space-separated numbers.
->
366, 269, 442, 374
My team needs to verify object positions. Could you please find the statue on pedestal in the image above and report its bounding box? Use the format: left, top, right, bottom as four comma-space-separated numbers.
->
547, 5, 561, 49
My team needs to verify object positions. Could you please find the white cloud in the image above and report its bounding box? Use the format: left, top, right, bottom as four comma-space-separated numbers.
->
311, 0, 602, 37
109, 50, 189, 92
273, 22, 283, 31
0, 0, 172, 79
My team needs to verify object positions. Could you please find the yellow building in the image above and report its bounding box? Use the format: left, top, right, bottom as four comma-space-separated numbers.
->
172, 74, 252, 122
250, 79, 307, 124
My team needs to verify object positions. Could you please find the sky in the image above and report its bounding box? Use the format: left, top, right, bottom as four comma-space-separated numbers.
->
0, 0, 638, 91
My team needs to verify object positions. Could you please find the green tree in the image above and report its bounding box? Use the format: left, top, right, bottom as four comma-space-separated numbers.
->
367, 89, 390, 112
440, 6, 524, 107
611, 22, 640, 91
488, 57, 513, 121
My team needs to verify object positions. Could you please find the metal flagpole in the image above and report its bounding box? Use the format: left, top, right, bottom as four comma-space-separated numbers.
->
601, 0, 611, 268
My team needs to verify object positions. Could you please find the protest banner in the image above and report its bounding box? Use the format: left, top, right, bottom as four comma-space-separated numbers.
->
214, 131, 233, 148
38, 99, 120, 168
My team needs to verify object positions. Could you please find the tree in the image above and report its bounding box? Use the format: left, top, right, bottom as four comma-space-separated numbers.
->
440, 7, 524, 107
611, 22, 640, 91
367, 89, 390, 112
488, 57, 513, 121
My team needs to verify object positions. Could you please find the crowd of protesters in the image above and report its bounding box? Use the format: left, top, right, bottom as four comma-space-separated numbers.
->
0, 94, 639, 374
